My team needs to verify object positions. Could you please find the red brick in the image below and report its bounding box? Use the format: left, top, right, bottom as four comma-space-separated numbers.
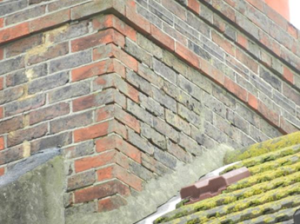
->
151, 25, 175, 52
237, 33, 248, 49
199, 58, 225, 86
94, 44, 138, 72
0, 116, 24, 135
265, 6, 288, 31
74, 180, 130, 203
71, 29, 125, 52
96, 105, 140, 133
287, 24, 298, 39
97, 164, 142, 191
0, 48, 3, 60
0, 167, 4, 176
126, 6, 151, 34
0, 107, 3, 119
283, 66, 294, 84
96, 135, 117, 152
0, 18, 3, 28
175, 42, 200, 68
258, 101, 280, 127
245, 0, 264, 11
72, 59, 114, 82
187, 0, 200, 14
0, 137, 4, 151
93, 14, 137, 41
74, 120, 126, 143
98, 195, 127, 212
224, 77, 248, 103
29, 9, 70, 33
248, 93, 258, 111
72, 94, 96, 112
212, 31, 235, 56
0, 22, 29, 44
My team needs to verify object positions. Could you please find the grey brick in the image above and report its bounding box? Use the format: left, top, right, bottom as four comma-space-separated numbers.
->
240, 132, 255, 147
162, 22, 187, 45
0, 56, 24, 75
31, 132, 73, 153
127, 70, 152, 96
127, 99, 153, 126
259, 67, 281, 92
175, 17, 199, 41
214, 114, 234, 137
235, 103, 260, 127
167, 139, 192, 163
125, 38, 152, 67
226, 109, 249, 134
187, 11, 210, 37
236, 12, 259, 39
271, 57, 283, 75
199, 3, 213, 23
137, 4, 163, 29
202, 94, 227, 118
200, 36, 225, 61
0, 0, 27, 17
0, 85, 24, 105
139, 93, 164, 118
6, 4, 45, 25
247, 40, 260, 59
260, 118, 281, 138
178, 104, 202, 128
28, 71, 69, 94
63, 140, 94, 159
236, 74, 258, 96
153, 58, 177, 84
128, 129, 154, 155
50, 111, 93, 134
153, 147, 177, 170
166, 109, 190, 135
249, 125, 269, 143
137, 33, 163, 59
48, 81, 90, 103
129, 160, 154, 181
149, 0, 174, 25
190, 126, 216, 149
273, 90, 295, 114
136, 0, 148, 8
141, 123, 167, 150
185, 66, 212, 93
162, 50, 187, 76
188, 40, 211, 61
178, 74, 204, 101
179, 133, 202, 156
153, 117, 180, 142
212, 85, 236, 109
138, 63, 164, 88
50, 50, 92, 73
152, 87, 177, 112
249, 73, 272, 96
204, 121, 227, 143
67, 170, 95, 191
5, 94, 45, 117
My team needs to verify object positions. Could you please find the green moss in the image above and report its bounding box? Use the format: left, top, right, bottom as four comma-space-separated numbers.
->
224, 132, 300, 164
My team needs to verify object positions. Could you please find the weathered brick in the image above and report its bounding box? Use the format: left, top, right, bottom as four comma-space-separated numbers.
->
0, 145, 24, 165
63, 140, 94, 159
166, 109, 190, 135
227, 109, 250, 134
224, 77, 248, 103
187, 11, 210, 37
29, 9, 70, 33
179, 133, 202, 156
141, 123, 166, 150
125, 38, 152, 67
73, 88, 126, 112
6, 5, 46, 26
139, 93, 164, 118
235, 102, 260, 127
0, 85, 24, 105
259, 67, 281, 92
153, 147, 177, 170
283, 83, 300, 106
74, 120, 126, 143
153, 58, 177, 84
7, 123, 48, 147
153, 116, 180, 143
127, 70, 152, 96
150, 24, 175, 52
137, 33, 163, 59
0, 56, 24, 76
5, 94, 45, 117
137, 4, 163, 30
175, 42, 199, 68
6, 63, 48, 87
27, 42, 69, 66
28, 71, 69, 94
138, 63, 164, 89
0, 116, 23, 135
93, 73, 139, 103
187, 0, 200, 13
74, 180, 130, 203
273, 90, 295, 114
174, 17, 199, 41
48, 81, 90, 104
72, 29, 124, 52
48, 0, 89, 12
65, 202, 96, 217
0, 137, 4, 151
68, 170, 96, 191
0, 0, 27, 17
50, 111, 93, 134
127, 99, 153, 126
126, 5, 151, 34
5, 33, 43, 58
96, 105, 140, 133
97, 164, 142, 191
167, 139, 192, 163
178, 104, 202, 128
212, 84, 236, 109
98, 195, 127, 212
0, 22, 29, 44
148, 0, 173, 25
29, 102, 70, 125
30, 132, 72, 154
152, 87, 177, 112
49, 50, 92, 74
128, 129, 154, 155
204, 121, 227, 143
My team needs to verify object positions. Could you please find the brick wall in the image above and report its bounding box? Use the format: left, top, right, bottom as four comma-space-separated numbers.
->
0, 0, 299, 218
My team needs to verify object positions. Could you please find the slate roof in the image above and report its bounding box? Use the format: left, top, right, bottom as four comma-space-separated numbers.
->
154, 132, 300, 224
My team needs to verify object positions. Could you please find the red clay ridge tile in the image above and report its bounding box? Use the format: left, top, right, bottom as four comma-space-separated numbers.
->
180, 167, 250, 204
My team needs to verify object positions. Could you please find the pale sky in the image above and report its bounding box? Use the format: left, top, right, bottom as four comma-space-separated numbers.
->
290, 0, 300, 29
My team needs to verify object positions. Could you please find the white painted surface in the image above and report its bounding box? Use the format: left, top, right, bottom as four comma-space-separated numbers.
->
290, 0, 300, 29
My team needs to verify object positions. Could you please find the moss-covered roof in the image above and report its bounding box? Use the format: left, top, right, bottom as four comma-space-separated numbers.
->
155, 132, 300, 224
